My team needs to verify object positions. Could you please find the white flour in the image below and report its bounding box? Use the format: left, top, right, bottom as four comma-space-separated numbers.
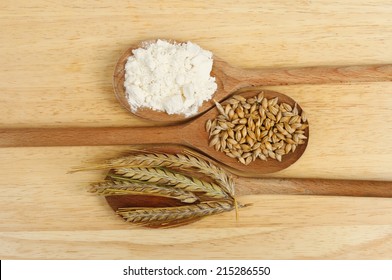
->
124, 39, 217, 117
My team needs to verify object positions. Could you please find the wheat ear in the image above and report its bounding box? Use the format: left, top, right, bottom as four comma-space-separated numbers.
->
89, 180, 198, 203
117, 200, 234, 226
113, 167, 227, 199
102, 152, 235, 196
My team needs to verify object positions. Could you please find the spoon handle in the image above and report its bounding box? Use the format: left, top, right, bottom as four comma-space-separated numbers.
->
216, 59, 392, 89
0, 126, 186, 147
236, 177, 392, 198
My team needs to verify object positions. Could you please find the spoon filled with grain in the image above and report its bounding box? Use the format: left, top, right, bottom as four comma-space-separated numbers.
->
0, 89, 309, 176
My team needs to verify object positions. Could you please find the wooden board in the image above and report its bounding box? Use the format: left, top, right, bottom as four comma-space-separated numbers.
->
1, 0, 392, 259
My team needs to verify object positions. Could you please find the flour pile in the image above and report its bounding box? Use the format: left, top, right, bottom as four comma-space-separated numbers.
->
124, 39, 217, 117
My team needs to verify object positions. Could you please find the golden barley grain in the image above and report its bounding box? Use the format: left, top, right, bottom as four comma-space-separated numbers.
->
206, 119, 212, 133
245, 156, 252, 165
301, 111, 307, 122
259, 154, 267, 161
235, 130, 242, 142
209, 135, 220, 147
285, 143, 292, 154
282, 103, 292, 111
257, 92, 264, 102
233, 95, 246, 102
293, 103, 298, 115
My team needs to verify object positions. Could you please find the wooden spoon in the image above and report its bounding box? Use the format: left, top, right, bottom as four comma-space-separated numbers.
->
113, 40, 392, 123
102, 145, 392, 223
93, 145, 391, 228
0, 89, 308, 177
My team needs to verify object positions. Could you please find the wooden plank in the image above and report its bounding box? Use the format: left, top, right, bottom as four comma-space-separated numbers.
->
1, 191, 391, 259
1, 0, 392, 259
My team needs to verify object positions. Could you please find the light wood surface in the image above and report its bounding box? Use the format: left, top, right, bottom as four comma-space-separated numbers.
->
1, 0, 392, 259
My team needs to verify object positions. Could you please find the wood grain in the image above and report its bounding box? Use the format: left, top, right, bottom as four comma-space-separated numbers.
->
1, 0, 392, 259
1, 196, 392, 260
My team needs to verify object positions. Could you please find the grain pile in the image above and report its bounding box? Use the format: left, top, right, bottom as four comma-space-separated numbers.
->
206, 91, 308, 165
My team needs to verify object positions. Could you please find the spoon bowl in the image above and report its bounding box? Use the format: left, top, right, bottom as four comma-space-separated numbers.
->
113, 40, 234, 123
179, 89, 309, 176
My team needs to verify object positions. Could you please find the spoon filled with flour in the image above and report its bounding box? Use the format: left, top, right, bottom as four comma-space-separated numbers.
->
114, 39, 389, 123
